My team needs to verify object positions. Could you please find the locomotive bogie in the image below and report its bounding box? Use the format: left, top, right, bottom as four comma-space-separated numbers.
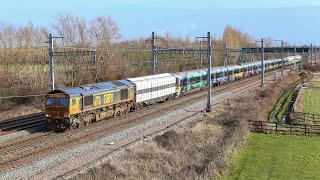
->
46, 118, 72, 132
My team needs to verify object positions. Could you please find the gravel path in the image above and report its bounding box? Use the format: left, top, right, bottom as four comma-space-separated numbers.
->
0, 72, 281, 180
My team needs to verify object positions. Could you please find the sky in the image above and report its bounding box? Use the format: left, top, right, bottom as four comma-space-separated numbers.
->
0, 0, 320, 45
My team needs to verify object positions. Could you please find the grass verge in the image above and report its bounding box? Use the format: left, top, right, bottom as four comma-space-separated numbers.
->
227, 133, 320, 180
302, 89, 320, 115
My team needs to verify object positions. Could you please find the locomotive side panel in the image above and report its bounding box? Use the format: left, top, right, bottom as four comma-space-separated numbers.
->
69, 96, 81, 115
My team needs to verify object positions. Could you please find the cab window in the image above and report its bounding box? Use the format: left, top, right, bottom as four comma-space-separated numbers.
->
58, 97, 69, 106
46, 98, 56, 106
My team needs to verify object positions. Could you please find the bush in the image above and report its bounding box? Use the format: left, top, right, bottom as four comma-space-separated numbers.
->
304, 64, 320, 72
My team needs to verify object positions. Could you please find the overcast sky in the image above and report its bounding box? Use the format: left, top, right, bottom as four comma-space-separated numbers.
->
0, 0, 319, 45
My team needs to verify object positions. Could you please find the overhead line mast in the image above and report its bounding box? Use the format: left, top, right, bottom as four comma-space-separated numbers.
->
47, 34, 96, 91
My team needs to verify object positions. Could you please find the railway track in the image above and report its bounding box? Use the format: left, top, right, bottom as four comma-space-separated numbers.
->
0, 69, 284, 173
0, 112, 46, 136
0, 65, 295, 137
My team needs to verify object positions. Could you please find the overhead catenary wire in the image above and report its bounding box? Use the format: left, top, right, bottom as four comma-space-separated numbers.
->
0, 36, 285, 101
0, 94, 46, 99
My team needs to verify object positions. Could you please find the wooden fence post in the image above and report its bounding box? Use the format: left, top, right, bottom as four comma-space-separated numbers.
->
305, 114, 307, 124
276, 123, 278, 134
305, 124, 307, 135
260, 121, 263, 132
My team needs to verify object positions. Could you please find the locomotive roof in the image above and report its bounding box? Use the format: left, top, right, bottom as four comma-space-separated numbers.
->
47, 80, 133, 97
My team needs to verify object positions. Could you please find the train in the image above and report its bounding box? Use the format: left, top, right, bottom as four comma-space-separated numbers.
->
45, 56, 302, 131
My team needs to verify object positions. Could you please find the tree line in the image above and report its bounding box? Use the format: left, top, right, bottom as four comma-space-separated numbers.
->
0, 14, 280, 111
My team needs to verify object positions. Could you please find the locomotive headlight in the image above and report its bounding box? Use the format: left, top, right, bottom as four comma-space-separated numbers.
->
46, 114, 50, 117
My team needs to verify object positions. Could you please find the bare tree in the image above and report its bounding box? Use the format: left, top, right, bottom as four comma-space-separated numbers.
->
89, 16, 121, 47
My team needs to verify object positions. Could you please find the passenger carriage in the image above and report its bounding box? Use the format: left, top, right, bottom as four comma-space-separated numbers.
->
211, 66, 228, 86
264, 59, 273, 71
242, 61, 261, 76
173, 70, 207, 94
227, 65, 244, 80
240, 62, 255, 77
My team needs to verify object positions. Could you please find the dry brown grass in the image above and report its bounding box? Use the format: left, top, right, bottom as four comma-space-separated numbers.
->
0, 95, 43, 121
0, 104, 42, 121
304, 64, 320, 72
70, 73, 300, 180
294, 88, 305, 112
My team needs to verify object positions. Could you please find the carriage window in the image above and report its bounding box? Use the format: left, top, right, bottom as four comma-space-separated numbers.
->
182, 78, 188, 86
176, 78, 179, 86
121, 89, 129, 100
197, 76, 201, 82
84, 95, 93, 106
59, 97, 69, 106
190, 77, 196, 83
72, 99, 77, 106
203, 74, 207, 81
46, 98, 56, 106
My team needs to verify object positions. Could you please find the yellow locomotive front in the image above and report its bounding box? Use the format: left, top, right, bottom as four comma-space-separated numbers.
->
45, 93, 71, 131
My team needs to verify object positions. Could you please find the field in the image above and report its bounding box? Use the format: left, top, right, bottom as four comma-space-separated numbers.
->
302, 89, 320, 115
227, 133, 320, 179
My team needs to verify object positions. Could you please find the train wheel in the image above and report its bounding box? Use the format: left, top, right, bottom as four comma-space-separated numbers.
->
72, 123, 80, 129
115, 107, 121, 116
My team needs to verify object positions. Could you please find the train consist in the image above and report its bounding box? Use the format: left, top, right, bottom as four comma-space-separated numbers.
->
45, 56, 301, 131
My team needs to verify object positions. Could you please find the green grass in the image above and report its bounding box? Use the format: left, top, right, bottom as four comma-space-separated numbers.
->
227, 133, 320, 180
302, 89, 320, 115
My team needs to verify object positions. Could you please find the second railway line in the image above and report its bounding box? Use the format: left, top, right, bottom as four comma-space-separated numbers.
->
0, 68, 288, 176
